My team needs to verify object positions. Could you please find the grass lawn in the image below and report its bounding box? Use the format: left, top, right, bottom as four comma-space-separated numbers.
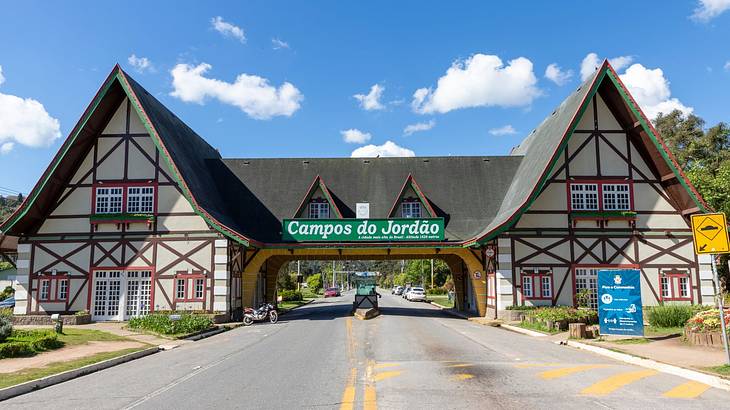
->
57, 328, 130, 346
706, 364, 730, 377
517, 320, 561, 335
428, 295, 455, 308
645, 326, 684, 337
0, 347, 145, 389
278, 299, 312, 312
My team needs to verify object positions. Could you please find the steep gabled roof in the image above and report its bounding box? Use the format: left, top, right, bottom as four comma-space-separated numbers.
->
387, 174, 437, 218
292, 175, 344, 218
464, 60, 707, 246
0, 65, 252, 246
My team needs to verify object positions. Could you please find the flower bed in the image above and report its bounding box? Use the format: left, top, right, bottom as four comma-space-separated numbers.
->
685, 309, 730, 348
523, 306, 598, 332
128, 313, 214, 336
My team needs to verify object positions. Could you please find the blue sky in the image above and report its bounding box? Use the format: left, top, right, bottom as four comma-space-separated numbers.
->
0, 1, 729, 194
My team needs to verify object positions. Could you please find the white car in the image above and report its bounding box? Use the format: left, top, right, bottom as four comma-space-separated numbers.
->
406, 287, 426, 302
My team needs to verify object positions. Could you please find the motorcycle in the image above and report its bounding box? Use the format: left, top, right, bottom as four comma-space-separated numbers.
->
243, 302, 278, 326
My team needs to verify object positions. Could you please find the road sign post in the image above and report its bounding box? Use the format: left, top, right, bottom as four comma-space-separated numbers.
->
691, 212, 730, 365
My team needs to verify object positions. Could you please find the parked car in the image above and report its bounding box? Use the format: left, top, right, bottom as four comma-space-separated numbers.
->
406, 287, 426, 302
324, 287, 341, 298
392, 286, 404, 295
401, 286, 411, 298
0, 296, 15, 309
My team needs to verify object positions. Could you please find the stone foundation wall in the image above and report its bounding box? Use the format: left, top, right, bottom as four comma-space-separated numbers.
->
11, 314, 92, 326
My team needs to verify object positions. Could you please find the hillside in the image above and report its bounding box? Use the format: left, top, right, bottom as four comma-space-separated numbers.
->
0, 195, 22, 225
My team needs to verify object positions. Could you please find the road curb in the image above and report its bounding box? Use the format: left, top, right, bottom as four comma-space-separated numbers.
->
0, 346, 160, 402
563, 340, 730, 392
183, 326, 229, 341
427, 302, 469, 320
500, 323, 548, 337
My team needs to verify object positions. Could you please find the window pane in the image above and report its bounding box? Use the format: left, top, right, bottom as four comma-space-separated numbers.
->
128, 186, 154, 213
661, 277, 669, 298
603, 184, 630, 211
402, 202, 422, 218
96, 187, 123, 214
309, 202, 329, 219
40, 280, 50, 300
195, 278, 204, 299
541, 276, 551, 298
522, 276, 533, 298
570, 184, 598, 210
176, 279, 186, 299
679, 277, 689, 297
59, 279, 68, 300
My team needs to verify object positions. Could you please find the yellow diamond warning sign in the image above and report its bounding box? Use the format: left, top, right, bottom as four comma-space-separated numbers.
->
691, 213, 730, 254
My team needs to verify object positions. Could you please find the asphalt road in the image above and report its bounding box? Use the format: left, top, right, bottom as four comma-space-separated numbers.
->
4, 292, 730, 409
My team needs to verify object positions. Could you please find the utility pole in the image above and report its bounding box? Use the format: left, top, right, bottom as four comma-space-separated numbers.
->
332, 260, 336, 289
712, 255, 730, 364
297, 260, 301, 291
431, 259, 434, 289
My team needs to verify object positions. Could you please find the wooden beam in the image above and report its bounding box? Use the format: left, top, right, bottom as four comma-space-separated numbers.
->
681, 207, 700, 216
661, 173, 677, 182
631, 120, 643, 131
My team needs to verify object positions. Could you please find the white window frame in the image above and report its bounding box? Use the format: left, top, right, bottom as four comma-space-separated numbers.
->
522, 276, 533, 298
661, 276, 670, 298
308, 202, 330, 219
58, 279, 68, 301
127, 186, 155, 214
401, 201, 422, 218
570, 183, 599, 211
602, 184, 630, 211
541, 276, 552, 298
194, 278, 205, 300
95, 187, 123, 214
40, 279, 51, 301
176, 278, 186, 300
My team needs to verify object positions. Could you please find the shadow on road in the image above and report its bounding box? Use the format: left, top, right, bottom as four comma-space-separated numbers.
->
277, 299, 470, 322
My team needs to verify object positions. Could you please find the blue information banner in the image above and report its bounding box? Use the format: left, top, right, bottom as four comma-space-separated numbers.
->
597, 269, 644, 337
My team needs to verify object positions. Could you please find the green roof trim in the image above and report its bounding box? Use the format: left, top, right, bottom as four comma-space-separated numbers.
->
0, 70, 118, 233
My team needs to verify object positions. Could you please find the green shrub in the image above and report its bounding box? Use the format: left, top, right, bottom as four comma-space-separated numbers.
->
526, 306, 598, 324
0, 285, 13, 301
0, 316, 11, 342
505, 305, 539, 311
75, 310, 90, 316
0, 329, 61, 359
0, 307, 12, 318
128, 313, 213, 335
647, 304, 695, 328
306, 274, 323, 292
426, 288, 447, 295
280, 290, 303, 302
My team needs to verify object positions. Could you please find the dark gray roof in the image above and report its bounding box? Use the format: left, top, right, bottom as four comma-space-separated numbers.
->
209, 157, 522, 243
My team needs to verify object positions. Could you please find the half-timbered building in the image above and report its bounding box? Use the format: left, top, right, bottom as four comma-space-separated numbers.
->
1, 60, 713, 321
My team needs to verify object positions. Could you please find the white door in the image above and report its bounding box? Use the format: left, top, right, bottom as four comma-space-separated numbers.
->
92, 270, 152, 321
125, 270, 152, 318
92, 270, 124, 321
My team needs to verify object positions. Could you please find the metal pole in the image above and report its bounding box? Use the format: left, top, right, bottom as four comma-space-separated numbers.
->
332, 260, 336, 289
297, 260, 301, 292
712, 255, 730, 364
431, 259, 434, 289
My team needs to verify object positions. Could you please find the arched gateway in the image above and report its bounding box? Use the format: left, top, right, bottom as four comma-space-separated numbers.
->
1, 60, 714, 322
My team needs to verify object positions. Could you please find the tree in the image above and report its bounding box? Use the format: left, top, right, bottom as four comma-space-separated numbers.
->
306, 273, 322, 292
656, 110, 730, 287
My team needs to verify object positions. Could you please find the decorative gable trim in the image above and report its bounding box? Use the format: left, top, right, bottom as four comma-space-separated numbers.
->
388, 174, 437, 218
293, 175, 343, 219
467, 60, 708, 247
1, 65, 251, 247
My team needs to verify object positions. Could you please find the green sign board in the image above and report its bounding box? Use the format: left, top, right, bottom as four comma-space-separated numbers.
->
282, 218, 445, 242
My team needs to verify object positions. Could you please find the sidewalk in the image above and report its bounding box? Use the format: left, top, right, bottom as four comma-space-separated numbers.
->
500, 320, 730, 378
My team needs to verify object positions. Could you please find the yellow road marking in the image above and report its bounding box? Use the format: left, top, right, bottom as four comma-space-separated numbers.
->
339, 368, 356, 410
451, 374, 474, 381
374, 363, 400, 369
364, 360, 377, 410
663, 381, 711, 399
514, 363, 564, 368
581, 369, 658, 396
446, 363, 473, 368
373, 371, 402, 382
538, 364, 611, 380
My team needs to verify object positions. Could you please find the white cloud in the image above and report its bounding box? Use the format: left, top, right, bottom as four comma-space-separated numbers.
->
619, 63, 693, 119
0, 66, 4, 86
580, 53, 634, 81
354, 84, 385, 111
272, 38, 290, 50
403, 120, 436, 136
127, 54, 154, 73
724, 61, 730, 71
341, 129, 372, 144
411, 54, 540, 114
211, 16, 246, 43
489, 125, 517, 136
544, 63, 573, 86
170, 63, 303, 120
0, 142, 14, 154
350, 141, 415, 158
0, 66, 61, 149
692, 0, 730, 21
